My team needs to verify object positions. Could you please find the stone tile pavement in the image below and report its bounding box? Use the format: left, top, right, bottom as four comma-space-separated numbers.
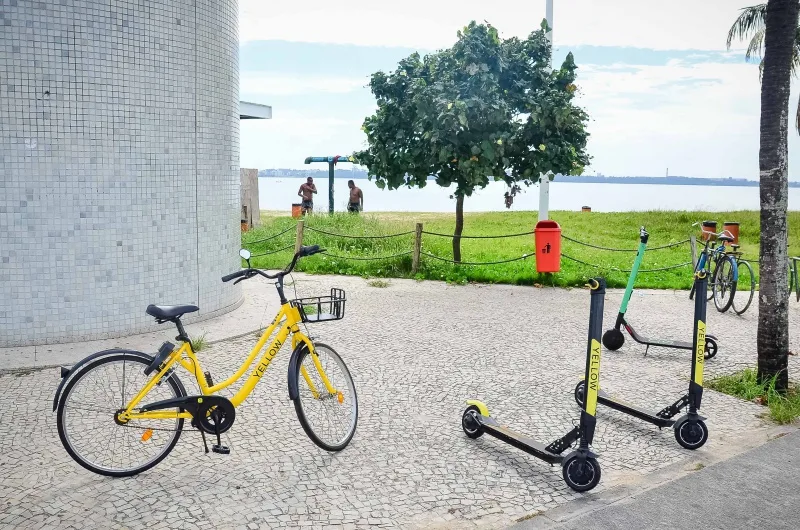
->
1, 275, 798, 528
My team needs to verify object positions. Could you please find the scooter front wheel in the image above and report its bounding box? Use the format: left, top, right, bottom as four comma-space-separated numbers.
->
674, 418, 708, 450
562, 454, 601, 492
573, 381, 586, 407
602, 329, 625, 351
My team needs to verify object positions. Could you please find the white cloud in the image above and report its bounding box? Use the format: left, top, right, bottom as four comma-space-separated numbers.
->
240, 0, 745, 51
240, 111, 365, 169
240, 72, 368, 96
575, 60, 769, 178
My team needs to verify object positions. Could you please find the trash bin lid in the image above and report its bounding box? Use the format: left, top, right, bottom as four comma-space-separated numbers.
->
535, 220, 560, 230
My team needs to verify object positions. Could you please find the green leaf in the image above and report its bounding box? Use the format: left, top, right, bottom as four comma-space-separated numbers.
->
356, 18, 589, 209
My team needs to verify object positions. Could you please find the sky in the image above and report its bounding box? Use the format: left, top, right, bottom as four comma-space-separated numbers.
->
238, 0, 800, 180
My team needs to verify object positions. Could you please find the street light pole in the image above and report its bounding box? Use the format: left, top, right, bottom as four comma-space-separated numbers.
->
538, 0, 554, 220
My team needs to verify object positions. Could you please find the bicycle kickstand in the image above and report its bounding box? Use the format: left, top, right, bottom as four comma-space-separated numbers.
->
199, 429, 209, 454
212, 416, 230, 455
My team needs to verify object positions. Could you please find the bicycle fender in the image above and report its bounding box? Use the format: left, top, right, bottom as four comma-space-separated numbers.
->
52, 349, 163, 412
287, 342, 310, 402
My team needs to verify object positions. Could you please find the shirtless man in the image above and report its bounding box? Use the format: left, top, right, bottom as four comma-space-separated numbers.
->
298, 177, 317, 214
347, 180, 363, 213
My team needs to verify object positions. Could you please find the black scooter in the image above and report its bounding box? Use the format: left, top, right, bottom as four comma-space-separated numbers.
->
574, 271, 711, 450
603, 227, 718, 360
461, 278, 607, 492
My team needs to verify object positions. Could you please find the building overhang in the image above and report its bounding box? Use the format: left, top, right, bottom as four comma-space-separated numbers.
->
240, 101, 272, 119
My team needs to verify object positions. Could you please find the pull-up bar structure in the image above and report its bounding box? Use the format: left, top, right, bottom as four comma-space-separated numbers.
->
304, 155, 356, 214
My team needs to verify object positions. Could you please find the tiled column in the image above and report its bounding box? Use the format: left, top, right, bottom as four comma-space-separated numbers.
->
0, 0, 242, 347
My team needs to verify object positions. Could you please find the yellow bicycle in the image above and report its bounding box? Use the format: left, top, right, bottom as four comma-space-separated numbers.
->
53, 245, 358, 477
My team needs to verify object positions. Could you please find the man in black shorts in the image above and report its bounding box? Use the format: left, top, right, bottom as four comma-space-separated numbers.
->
298, 177, 317, 214
347, 180, 363, 213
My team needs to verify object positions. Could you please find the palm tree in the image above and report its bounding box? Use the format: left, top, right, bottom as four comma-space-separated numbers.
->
753, 0, 799, 392
727, 3, 800, 133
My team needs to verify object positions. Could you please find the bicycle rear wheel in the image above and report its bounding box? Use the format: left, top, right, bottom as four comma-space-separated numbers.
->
733, 259, 755, 315
292, 343, 358, 452
712, 255, 737, 313
56, 353, 185, 477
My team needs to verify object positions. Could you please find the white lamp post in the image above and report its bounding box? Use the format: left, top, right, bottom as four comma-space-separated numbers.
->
538, 0, 554, 220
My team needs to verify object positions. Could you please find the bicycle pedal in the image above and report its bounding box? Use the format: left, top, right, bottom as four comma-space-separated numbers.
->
212, 444, 230, 455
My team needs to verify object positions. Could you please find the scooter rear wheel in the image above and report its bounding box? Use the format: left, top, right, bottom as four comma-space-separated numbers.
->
461, 406, 484, 439
704, 338, 718, 360
562, 454, 601, 492
602, 329, 625, 351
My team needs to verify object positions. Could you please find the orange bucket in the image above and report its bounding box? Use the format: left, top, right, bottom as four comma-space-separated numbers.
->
723, 222, 740, 245
291, 203, 302, 218
701, 221, 717, 242
534, 220, 561, 273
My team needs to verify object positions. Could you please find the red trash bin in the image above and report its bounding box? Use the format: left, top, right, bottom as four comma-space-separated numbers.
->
535, 220, 561, 273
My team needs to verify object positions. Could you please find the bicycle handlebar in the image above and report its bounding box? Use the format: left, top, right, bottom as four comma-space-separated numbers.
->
221, 270, 247, 282
221, 245, 325, 283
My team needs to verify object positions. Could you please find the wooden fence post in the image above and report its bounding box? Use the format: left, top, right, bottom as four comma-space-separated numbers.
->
412, 223, 423, 273
295, 220, 304, 255
690, 235, 697, 268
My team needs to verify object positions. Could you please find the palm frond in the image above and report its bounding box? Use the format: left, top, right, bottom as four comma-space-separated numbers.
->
796, 98, 800, 136
794, 27, 800, 77
726, 4, 768, 50
745, 28, 766, 62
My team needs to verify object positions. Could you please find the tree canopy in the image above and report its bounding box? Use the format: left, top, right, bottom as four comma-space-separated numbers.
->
354, 20, 590, 261
355, 20, 590, 199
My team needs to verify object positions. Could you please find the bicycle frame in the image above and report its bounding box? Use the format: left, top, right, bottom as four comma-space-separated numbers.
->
697, 238, 739, 282
118, 302, 336, 422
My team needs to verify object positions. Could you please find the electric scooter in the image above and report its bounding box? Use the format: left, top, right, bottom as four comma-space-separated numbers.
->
603, 227, 718, 360
461, 278, 607, 492
574, 270, 711, 450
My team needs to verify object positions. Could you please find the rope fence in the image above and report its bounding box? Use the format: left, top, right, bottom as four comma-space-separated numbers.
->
322, 250, 413, 261
421, 251, 532, 266
249, 244, 295, 258
242, 220, 702, 275
421, 229, 534, 239
561, 234, 691, 252
306, 226, 414, 239
246, 225, 295, 246
561, 252, 692, 273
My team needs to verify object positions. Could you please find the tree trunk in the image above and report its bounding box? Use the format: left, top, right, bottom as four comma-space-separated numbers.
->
453, 194, 464, 263
757, 0, 798, 391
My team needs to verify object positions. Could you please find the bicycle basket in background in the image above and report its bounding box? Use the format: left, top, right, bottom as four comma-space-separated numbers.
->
291, 288, 346, 323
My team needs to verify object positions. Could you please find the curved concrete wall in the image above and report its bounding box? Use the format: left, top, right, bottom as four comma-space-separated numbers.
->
0, 0, 242, 347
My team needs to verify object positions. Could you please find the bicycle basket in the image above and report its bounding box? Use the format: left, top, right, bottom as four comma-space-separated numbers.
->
291, 288, 346, 323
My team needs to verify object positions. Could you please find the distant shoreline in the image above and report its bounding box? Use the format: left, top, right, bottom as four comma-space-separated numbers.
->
258, 172, 800, 188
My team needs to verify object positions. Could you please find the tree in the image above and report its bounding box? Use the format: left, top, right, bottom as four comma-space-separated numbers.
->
754, 0, 799, 391
727, 3, 800, 133
354, 21, 590, 262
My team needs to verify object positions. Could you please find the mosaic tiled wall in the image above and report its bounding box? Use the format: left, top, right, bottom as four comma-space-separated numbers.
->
0, 0, 242, 347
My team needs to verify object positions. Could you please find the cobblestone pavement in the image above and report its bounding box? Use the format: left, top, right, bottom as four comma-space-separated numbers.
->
1, 275, 798, 529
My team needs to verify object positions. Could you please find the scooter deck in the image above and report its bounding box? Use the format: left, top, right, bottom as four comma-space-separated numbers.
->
625, 325, 717, 351
477, 414, 565, 464
597, 389, 675, 428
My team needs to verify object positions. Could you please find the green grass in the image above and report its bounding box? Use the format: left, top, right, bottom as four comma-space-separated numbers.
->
367, 279, 391, 288
192, 332, 208, 352
242, 210, 800, 290
707, 368, 800, 424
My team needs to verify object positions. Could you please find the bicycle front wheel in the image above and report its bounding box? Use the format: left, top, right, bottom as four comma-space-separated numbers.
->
292, 343, 358, 452
712, 255, 737, 313
733, 259, 755, 315
56, 353, 185, 477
